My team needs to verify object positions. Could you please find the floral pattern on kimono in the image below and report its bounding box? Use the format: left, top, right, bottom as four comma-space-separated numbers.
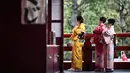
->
70, 23, 86, 69
92, 23, 105, 69
102, 26, 115, 69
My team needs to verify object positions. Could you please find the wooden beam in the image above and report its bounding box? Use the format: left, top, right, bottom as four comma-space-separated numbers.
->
64, 46, 130, 51
64, 33, 130, 38
116, 33, 130, 37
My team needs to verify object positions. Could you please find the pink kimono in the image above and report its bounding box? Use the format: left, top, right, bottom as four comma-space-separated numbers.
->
102, 26, 115, 70
92, 22, 105, 69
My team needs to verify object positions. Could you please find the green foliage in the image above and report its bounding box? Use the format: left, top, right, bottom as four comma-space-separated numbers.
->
64, 0, 130, 45
63, 0, 130, 61
64, 0, 130, 44
64, 0, 130, 33
64, 51, 72, 61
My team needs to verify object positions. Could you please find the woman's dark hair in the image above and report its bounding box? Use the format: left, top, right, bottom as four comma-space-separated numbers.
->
108, 18, 115, 25
77, 16, 83, 23
100, 17, 106, 23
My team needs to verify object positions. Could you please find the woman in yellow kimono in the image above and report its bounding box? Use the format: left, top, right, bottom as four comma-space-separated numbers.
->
68, 16, 86, 72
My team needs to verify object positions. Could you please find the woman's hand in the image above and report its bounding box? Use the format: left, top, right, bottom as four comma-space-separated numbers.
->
78, 32, 85, 39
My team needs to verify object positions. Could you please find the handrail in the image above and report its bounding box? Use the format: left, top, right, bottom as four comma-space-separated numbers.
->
116, 33, 130, 37
64, 33, 130, 51
63, 33, 130, 70
64, 33, 130, 37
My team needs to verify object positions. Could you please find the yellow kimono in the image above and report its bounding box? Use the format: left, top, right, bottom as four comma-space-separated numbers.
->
70, 23, 86, 69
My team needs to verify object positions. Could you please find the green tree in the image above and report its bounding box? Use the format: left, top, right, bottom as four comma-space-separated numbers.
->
64, 0, 130, 60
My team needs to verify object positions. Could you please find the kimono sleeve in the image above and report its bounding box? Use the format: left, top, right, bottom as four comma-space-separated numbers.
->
81, 24, 86, 33
104, 30, 113, 36
75, 24, 86, 35
102, 29, 114, 44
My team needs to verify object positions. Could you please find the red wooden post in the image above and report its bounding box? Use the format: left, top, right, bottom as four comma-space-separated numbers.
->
83, 34, 93, 71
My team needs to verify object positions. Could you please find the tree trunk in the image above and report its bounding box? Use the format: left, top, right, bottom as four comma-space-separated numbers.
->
71, 0, 77, 28
119, 0, 125, 56
119, 0, 126, 46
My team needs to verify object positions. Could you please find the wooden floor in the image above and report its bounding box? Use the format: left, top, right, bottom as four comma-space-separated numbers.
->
64, 69, 130, 73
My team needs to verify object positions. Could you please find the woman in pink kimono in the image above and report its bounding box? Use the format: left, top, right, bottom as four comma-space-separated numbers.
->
92, 17, 106, 71
102, 18, 115, 72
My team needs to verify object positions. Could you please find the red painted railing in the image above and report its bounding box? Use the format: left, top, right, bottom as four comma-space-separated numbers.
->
63, 33, 130, 70
64, 33, 130, 51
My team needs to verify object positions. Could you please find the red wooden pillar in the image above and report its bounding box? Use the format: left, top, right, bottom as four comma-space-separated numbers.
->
83, 34, 93, 71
